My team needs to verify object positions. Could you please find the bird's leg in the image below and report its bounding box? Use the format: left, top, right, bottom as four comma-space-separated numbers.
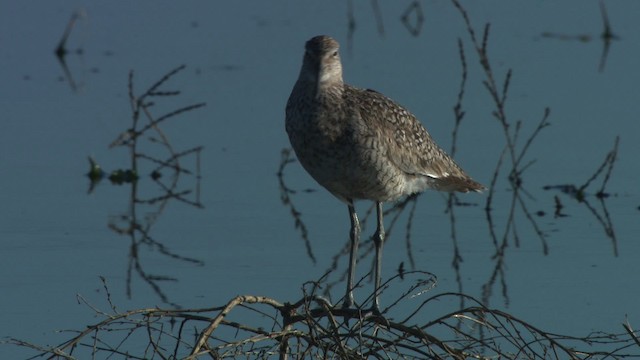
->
343, 202, 360, 309
372, 201, 385, 313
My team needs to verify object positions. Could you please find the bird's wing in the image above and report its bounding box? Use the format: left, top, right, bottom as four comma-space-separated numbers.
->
347, 87, 467, 180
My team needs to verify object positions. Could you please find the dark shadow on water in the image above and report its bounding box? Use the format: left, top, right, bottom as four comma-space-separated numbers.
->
87, 65, 206, 306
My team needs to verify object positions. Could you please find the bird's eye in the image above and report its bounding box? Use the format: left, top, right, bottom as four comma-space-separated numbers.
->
332, 51, 338, 57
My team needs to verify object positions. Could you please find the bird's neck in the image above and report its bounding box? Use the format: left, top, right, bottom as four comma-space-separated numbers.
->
297, 61, 344, 100
315, 78, 344, 101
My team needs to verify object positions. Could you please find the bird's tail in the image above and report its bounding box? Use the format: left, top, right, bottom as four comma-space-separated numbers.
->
436, 176, 487, 193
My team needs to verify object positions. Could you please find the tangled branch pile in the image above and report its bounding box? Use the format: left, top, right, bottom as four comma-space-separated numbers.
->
9, 275, 639, 359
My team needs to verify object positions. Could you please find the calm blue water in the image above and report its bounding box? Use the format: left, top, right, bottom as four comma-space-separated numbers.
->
1, 1, 639, 357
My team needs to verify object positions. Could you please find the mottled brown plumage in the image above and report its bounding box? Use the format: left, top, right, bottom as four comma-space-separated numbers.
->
285, 35, 484, 311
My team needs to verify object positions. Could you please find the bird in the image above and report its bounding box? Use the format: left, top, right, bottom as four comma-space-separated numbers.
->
285, 35, 485, 312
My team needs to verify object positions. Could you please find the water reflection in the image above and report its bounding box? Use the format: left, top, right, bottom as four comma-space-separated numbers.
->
88, 66, 206, 306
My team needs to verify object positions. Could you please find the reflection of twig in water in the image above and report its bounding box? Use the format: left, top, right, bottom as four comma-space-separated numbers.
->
370, 0, 385, 36
447, 37, 470, 307
542, 136, 618, 201
598, 0, 620, 73
584, 196, 617, 255
90, 65, 206, 305
345, 0, 425, 46
452, 0, 552, 307
580, 136, 619, 197
277, 148, 317, 264
54, 10, 85, 92
539, 1, 619, 73
450, 38, 468, 160
543, 137, 619, 256
346, 0, 356, 57
55, 10, 83, 58
401, 1, 424, 37
108, 214, 203, 307
343, 0, 385, 55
